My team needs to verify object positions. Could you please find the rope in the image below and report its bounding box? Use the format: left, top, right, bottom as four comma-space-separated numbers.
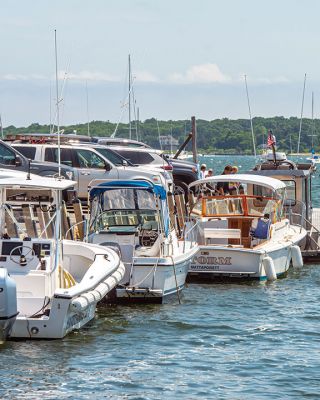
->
169, 255, 181, 304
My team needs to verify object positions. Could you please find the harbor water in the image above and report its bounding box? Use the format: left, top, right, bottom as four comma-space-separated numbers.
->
1, 155, 320, 399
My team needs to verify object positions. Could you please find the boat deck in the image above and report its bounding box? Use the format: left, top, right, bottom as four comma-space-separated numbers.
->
312, 208, 320, 231
301, 207, 320, 262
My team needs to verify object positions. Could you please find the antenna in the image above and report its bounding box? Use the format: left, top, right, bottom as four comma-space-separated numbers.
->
244, 75, 256, 158
54, 29, 61, 178
49, 81, 53, 134
297, 73, 307, 154
128, 54, 132, 140
86, 80, 90, 137
137, 106, 140, 142
157, 119, 162, 150
0, 113, 3, 139
308, 91, 316, 152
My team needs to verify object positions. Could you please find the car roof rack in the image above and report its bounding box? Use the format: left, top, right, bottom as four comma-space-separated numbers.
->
5, 133, 94, 144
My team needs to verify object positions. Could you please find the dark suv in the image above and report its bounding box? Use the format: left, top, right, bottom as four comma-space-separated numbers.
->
107, 146, 199, 192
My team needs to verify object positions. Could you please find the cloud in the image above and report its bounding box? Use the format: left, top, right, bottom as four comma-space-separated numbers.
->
134, 70, 159, 83
169, 63, 231, 84
61, 70, 120, 82
2, 73, 47, 81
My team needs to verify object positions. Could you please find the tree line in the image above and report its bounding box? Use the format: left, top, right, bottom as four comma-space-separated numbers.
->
4, 116, 319, 154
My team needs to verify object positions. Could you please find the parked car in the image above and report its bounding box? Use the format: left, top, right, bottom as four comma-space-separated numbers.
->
10, 142, 172, 200
108, 146, 199, 192
165, 157, 199, 193
94, 137, 151, 148
0, 139, 75, 180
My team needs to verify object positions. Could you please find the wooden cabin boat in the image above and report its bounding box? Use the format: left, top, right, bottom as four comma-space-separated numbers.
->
187, 174, 306, 281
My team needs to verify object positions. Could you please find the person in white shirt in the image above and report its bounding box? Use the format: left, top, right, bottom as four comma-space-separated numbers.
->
200, 164, 207, 179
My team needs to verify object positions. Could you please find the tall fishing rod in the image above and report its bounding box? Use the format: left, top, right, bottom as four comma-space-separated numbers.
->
244, 75, 256, 158
297, 73, 307, 154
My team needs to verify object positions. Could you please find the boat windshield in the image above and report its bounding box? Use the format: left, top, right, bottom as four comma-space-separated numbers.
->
90, 188, 160, 232
1, 188, 57, 239
191, 194, 283, 220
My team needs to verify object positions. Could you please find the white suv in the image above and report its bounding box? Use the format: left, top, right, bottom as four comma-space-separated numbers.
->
11, 143, 172, 200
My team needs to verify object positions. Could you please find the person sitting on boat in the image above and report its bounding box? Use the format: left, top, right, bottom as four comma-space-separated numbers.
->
205, 168, 213, 178
217, 165, 233, 195
200, 164, 207, 179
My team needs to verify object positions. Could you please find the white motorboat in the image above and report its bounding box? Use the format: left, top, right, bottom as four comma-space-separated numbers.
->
306, 154, 320, 171
187, 174, 307, 281
87, 180, 198, 303
0, 174, 125, 341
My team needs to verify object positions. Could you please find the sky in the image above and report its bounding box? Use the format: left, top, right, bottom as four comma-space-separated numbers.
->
1, 0, 320, 127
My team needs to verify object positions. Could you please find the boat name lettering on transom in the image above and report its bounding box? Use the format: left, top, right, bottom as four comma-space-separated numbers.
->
192, 256, 232, 265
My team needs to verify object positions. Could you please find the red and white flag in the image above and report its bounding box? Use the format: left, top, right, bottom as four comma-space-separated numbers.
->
267, 129, 276, 147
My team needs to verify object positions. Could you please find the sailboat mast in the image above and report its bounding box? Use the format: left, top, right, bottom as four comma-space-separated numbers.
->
244, 75, 256, 158
0, 114, 3, 139
86, 80, 90, 137
128, 54, 132, 140
312, 91, 314, 150
54, 29, 61, 178
297, 73, 307, 154
136, 106, 139, 142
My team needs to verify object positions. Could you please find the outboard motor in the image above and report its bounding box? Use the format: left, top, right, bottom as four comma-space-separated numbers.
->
0, 268, 18, 341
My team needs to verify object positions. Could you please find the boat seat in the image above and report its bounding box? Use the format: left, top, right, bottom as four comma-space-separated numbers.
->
204, 228, 241, 245
135, 235, 161, 257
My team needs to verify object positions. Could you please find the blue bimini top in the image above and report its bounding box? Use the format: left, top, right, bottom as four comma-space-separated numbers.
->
89, 180, 167, 200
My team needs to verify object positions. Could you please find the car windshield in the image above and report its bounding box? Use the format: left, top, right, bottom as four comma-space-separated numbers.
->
115, 150, 166, 165
94, 147, 133, 166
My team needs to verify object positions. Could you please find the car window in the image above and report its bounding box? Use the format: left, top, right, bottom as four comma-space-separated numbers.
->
12, 146, 36, 160
94, 147, 132, 166
0, 144, 17, 165
76, 149, 106, 169
45, 148, 74, 167
115, 150, 160, 165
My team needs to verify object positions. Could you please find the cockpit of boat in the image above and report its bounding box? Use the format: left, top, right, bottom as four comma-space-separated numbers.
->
188, 174, 287, 248
88, 184, 167, 265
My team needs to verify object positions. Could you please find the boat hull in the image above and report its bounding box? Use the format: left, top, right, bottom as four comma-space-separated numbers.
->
188, 244, 295, 281
115, 246, 198, 303
10, 299, 96, 339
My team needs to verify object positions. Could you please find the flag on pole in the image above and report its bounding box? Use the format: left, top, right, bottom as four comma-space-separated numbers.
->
267, 129, 276, 147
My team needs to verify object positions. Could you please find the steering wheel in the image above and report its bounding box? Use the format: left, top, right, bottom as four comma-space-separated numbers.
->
140, 229, 159, 247
10, 245, 36, 266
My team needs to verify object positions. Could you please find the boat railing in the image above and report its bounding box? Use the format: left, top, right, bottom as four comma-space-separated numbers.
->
182, 218, 200, 252
284, 199, 306, 232
65, 219, 87, 241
